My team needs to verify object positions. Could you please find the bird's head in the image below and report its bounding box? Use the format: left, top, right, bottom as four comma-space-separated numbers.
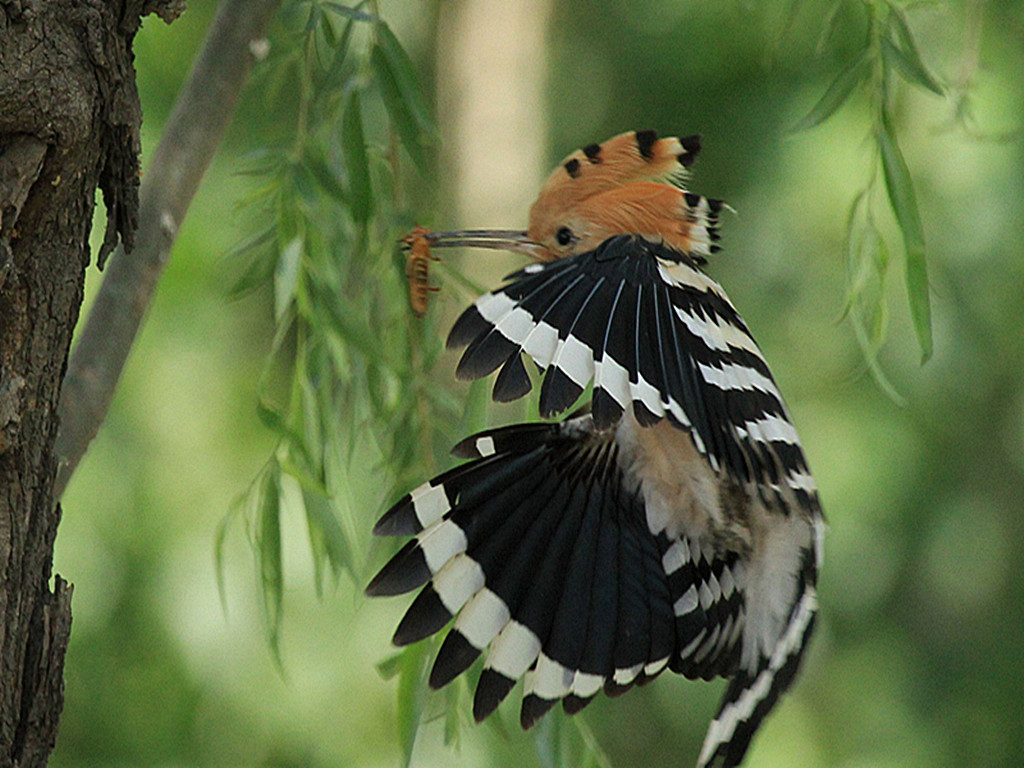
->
420, 130, 721, 264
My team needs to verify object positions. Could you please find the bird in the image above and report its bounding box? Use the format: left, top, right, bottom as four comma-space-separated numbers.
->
366, 130, 824, 768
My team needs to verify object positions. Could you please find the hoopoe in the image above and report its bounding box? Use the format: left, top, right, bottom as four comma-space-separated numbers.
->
367, 130, 824, 768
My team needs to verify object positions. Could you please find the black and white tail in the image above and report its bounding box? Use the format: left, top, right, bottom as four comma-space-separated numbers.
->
696, 542, 819, 767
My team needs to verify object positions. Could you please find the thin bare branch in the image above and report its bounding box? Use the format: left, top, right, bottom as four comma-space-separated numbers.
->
54, 0, 282, 499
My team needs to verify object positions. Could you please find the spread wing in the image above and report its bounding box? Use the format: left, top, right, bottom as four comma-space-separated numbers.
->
447, 235, 815, 511
367, 416, 751, 729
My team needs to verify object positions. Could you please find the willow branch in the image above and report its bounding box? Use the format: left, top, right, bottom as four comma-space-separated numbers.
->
54, 0, 282, 499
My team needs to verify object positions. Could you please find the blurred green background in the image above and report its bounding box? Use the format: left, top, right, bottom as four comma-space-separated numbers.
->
53, 1, 1024, 766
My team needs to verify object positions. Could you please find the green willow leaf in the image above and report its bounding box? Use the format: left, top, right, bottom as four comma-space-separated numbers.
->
322, 8, 361, 91
305, 153, 348, 202
814, 0, 846, 54
274, 236, 302, 321
375, 651, 404, 680
878, 113, 933, 362
318, 297, 386, 365
371, 47, 425, 169
838, 188, 871, 322
850, 291, 906, 405
860, 224, 889, 345
302, 487, 356, 579
256, 399, 289, 437
289, 161, 319, 209
304, 3, 323, 33
881, 36, 944, 97
443, 681, 462, 748
320, 9, 338, 48
887, 2, 944, 96
279, 449, 327, 495
257, 401, 323, 491
226, 227, 277, 299
341, 89, 373, 223
214, 495, 245, 614
573, 718, 614, 768
533, 715, 560, 768
792, 48, 870, 132
396, 642, 432, 768
375, 22, 435, 135
904, 241, 932, 362
257, 463, 284, 660
371, 23, 435, 170
225, 224, 276, 262
323, 2, 374, 23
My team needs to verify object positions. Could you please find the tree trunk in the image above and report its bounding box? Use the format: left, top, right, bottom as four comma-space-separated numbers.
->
0, 1, 181, 764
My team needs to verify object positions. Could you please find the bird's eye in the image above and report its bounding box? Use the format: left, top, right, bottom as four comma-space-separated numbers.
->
556, 227, 574, 246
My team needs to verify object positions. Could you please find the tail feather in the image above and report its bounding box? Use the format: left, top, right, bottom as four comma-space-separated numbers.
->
474, 668, 518, 722
696, 550, 818, 768
451, 421, 554, 459
660, 535, 747, 684
430, 625, 483, 689
538, 277, 614, 418
493, 352, 533, 402
632, 284, 668, 425
591, 283, 631, 430
611, 494, 650, 676
608, 490, 665, 691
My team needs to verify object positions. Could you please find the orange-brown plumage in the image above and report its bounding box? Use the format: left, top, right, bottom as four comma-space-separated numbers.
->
532, 130, 698, 206
533, 181, 710, 258
526, 130, 705, 259
402, 129, 720, 282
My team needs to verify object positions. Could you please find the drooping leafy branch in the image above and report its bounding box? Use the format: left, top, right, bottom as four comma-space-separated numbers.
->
214, 1, 503, 762
219, 4, 616, 765
795, 0, 948, 391
216, 0, 447, 655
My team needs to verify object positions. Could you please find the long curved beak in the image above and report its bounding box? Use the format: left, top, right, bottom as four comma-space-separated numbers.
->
411, 229, 548, 260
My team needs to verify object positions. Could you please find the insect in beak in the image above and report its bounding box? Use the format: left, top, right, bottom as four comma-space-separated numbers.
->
403, 229, 549, 260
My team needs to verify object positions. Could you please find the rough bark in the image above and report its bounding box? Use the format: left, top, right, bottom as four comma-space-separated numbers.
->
0, 1, 182, 765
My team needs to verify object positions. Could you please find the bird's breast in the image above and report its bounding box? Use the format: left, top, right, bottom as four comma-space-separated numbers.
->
614, 412, 755, 555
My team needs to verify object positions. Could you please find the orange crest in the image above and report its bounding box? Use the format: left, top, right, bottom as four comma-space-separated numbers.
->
526, 130, 719, 261
398, 130, 721, 266
532, 130, 700, 212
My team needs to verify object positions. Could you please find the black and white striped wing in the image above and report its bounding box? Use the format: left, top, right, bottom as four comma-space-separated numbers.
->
447, 235, 815, 511
367, 416, 748, 729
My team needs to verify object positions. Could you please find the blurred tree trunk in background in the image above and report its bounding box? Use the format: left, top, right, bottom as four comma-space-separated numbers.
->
0, 1, 181, 764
